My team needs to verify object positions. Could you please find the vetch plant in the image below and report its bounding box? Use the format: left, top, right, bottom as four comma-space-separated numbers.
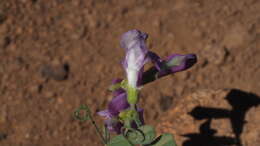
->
74, 29, 197, 146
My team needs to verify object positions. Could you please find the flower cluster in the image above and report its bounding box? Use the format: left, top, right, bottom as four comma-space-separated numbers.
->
98, 29, 197, 134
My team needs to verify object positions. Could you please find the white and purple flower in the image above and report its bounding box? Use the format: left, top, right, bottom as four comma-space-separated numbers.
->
98, 29, 197, 133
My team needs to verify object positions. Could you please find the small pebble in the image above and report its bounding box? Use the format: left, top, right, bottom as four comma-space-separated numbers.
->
0, 133, 7, 141
0, 36, 11, 49
40, 63, 70, 81
223, 23, 251, 49
159, 95, 173, 111
203, 43, 229, 65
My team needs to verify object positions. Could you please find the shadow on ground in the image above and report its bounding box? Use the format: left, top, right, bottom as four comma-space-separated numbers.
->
183, 89, 260, 146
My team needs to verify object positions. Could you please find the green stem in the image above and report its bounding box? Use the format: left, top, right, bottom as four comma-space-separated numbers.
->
127, 86, 143, 128
88, 114, 107, 145
134, 117, 142, 127
127, 86, 138, 105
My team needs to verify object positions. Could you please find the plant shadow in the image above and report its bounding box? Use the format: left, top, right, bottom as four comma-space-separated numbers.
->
182, 89, 260, 146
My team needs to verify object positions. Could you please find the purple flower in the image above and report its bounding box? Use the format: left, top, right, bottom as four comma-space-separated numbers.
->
98, 92, 129, 118
98, 91, 144, 133
120, 29, 150, 88
98, 90, 145, 133
98, 92, 128, 133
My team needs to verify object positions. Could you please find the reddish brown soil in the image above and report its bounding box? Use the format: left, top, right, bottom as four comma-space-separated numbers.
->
0, 0, 259, 146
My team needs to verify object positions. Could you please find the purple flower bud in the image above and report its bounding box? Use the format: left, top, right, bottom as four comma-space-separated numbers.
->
108, 92, 129, 116
142, 53, 197, 84
158, 54, 197, 77
98, 92, 129, 117
98, 92, 129, 133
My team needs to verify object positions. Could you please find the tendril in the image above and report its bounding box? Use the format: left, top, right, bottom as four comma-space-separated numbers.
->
73, 104, 91, 121
73, 104, 107, 144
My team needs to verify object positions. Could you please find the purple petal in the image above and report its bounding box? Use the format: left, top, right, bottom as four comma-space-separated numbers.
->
112, 78, 123, 84
113, 88, 125, 97
120, 29, 148, 51
158, 54, 197, 77
147, 51, 164, 71
108, 92, 130, 116
105, 119, 123, 134
120, 29, 150, 87
97, 110, 113, 119
137, 67, 144, 86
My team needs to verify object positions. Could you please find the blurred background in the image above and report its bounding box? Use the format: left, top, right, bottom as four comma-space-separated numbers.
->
0, 0, 259, 145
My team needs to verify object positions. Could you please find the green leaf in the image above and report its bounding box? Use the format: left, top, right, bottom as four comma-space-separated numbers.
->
125, 128, 144, 145
108, 79, 128, 91
120, 79, 128, 89
125, 125, 156, 145
107, 135, 133, 146
108, 83, 121, 91
150, 133, 177, 146
139, 125, 156, 145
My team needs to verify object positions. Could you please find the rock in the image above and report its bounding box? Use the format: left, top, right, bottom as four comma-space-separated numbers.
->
159, 95, 173, 111
0, 133, 7, 141
28, 84, 43, 94
0, 105, 7, 124
0, 36, 10, 49
0, 15, 5, 24
40, 63, 70, 81
223, 23, 252, 49
86, 14, 99, 28
203, 43, 229, 65
156, 89, 260, 146
71, 26, 86, 40
172, 0, 187, 11
241, 106, 260, 146
44, 91, 56, 98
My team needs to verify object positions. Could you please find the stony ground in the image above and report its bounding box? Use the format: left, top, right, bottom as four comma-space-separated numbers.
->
0, 0, 259, 146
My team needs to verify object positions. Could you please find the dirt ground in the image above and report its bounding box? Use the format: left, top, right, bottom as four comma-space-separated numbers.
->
0, 0, 259, 146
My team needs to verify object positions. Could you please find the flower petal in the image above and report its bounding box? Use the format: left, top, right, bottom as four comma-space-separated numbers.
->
147, 51, 163, 71
112, 78, 123, 84
120, 29, 150, 88
120, 29, 148, 51
160, 53, 197, 76
97, 110, 113, 119
105, 119, 123, 134
108, 92, 129, 116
